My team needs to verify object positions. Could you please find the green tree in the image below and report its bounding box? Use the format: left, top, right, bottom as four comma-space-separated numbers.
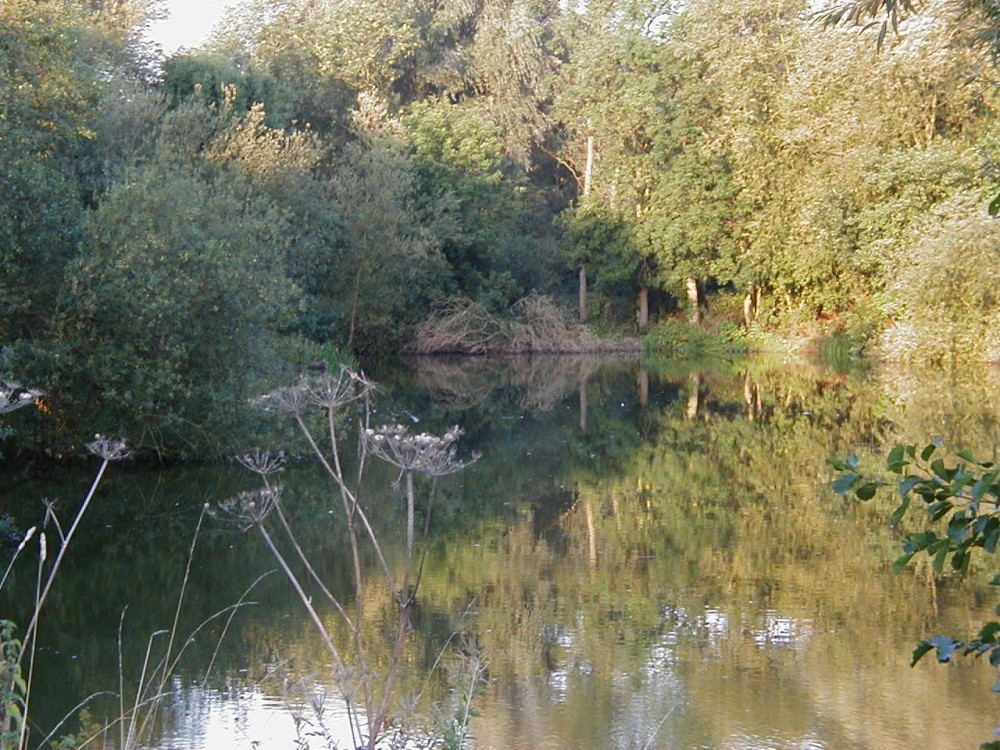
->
53, 102, 303, 454
0, 0, 98, 342
326, 101, 452, 354
405, 98, 557, 309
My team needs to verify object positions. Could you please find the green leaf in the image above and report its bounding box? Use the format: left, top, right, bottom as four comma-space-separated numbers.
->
928, 634, 964, 662
892, 551, 916, 574
928, 500, 954, 522
831, 473, 862, 496
947, 513, 970, 543
890, 496, 910, 526
956, 449, 992, 467
921, 443, 938, 462
951, 548, 969, 573
911, 640, 934, 666
887, 444, 908, 472
932, 542, 949, 573
984, 526, 1000, 554
977, 621, 1000, 644
930, 458, 956, 482
828, 455, 859, 472
989, 191, 1000, 216
855, 481, 879, 501
898, 475, 923, 498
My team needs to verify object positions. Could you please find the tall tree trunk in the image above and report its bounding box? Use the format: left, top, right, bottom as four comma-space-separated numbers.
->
743, 282, 759, 329
686, 276, 702, 325
637, 366, 649, 407
637, 283, 649, 330
744, 370, 761, 421
686, 371, 701, 420
579, 134, 595, 323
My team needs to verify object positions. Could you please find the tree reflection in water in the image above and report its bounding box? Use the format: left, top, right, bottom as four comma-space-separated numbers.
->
8, 357, 1000, 749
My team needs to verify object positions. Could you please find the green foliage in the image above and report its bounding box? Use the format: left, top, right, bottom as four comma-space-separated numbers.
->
162, 52, 275, 114
324, 126, 453, 355
832, 441, 1000, 746
405, 98, 555, 306
0, 0, 97, 341
560, 204, 642, 294
51, 102, 304, 454
0, 620, 25, 748
880, 191, 1000, 364
642, 319, 748, 361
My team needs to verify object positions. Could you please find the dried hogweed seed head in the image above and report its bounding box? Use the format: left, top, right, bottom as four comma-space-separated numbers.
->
85, 435, 132, 461
235, 448, 285, 477
364, 424, 478, 477
252, 381, 312, 415
217, 485, 283, 530
0, 381, 43, 415
307, 367, 376, 410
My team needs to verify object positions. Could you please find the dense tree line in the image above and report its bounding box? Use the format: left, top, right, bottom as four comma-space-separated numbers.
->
2, 0, 999, 455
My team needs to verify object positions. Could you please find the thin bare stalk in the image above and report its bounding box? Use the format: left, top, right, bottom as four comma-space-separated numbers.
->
143, 504, 208, 735
0, 526, 36, 590
255, 522, 362, 748
368, 605, 411, 750
118, 608, 127, 750
18, 532, 47, 750
20, 458, 110, 661
124, 629, 167, 750
404, 470, 415, 600
202, 572, 272, 687
293, 412, 400, 602
453, 645, 487, 750
640, 704, 679, 750
271, 503, 354, 630
35, 691, 114, 750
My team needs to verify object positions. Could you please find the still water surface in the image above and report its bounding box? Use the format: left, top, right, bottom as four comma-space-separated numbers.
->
6, 355, 1000, 750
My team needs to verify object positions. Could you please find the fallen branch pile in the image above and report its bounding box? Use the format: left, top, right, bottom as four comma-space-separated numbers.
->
410, 294, 640, 355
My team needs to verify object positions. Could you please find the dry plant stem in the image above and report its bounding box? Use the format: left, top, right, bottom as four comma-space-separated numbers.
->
454, 650, 486, 750
254, 522, 362, 747
202, 573, 272, 688
404, 471, 415, 600
117, 609, 128, 750
324, 409, 375, 725
130, 505, 207, 744
20, 458, 110, 662
0, 527, 36, 590
255, 524, 346, 671
19, 534, 47, 749
292, 412, 399, 602
35, 691, 112, 750
271, 503, 354, 628
100, 600, 259, 750
369, 606, 411, 750
125, 629, 164, 750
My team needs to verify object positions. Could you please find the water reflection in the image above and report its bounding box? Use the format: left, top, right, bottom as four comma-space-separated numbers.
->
5, 357, 1000, 749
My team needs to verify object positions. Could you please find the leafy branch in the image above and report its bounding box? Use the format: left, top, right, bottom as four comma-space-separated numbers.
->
831, 441, 1000, 749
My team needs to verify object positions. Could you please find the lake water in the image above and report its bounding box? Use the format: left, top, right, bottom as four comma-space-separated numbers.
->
5, 355, 1000, 750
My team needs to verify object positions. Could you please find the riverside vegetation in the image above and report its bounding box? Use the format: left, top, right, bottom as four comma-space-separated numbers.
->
5, 0, 1000, 458
1, 369, 482, 750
